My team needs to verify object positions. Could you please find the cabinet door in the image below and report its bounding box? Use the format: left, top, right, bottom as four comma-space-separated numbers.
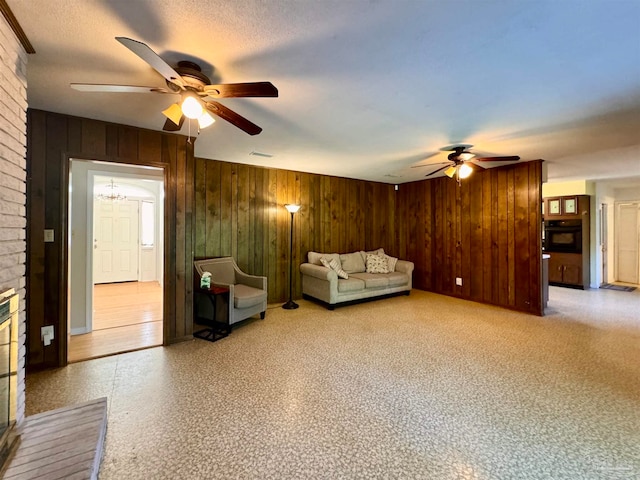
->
548, 258, 564, 283
563, 264, 582, 285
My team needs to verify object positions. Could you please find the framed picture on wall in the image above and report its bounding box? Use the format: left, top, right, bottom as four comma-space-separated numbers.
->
563, 197, 577, 214
548, 198, 561, 215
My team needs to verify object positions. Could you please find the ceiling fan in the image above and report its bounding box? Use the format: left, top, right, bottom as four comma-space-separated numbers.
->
71, 37, 278, 136
413, 145, 520, 182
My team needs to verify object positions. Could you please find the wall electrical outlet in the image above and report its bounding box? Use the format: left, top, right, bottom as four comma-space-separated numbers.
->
44, 229, 54, 242
456, 277, 463, 286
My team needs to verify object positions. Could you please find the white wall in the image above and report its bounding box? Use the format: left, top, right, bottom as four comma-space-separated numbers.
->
0, 14, 27, 423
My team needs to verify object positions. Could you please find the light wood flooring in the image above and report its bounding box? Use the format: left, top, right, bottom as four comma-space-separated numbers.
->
68, 282, 163, 363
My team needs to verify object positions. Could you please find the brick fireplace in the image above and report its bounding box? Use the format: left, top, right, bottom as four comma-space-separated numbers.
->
0, 3, 29, 469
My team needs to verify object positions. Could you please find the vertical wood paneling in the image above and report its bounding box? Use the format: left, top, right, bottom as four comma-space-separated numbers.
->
219, 162, 233, 258
44, 114, 66, 366
396, 161, 543, 315
205, 160, 221, 258
469, 174, 483, 301
80, 119, 105, 156
236, 164, 250, 272
194, 157, 206, 258
26, 110, 47, 366
26, 109, 194, 370
267, 168, 278, 300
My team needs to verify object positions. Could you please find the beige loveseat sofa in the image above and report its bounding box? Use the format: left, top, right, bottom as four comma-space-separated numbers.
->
300, 249, 414, 309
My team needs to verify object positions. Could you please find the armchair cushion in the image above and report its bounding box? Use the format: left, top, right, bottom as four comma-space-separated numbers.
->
234, 284, 268, 309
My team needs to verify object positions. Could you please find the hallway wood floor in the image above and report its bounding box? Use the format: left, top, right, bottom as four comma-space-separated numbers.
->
68, 281, 163, 363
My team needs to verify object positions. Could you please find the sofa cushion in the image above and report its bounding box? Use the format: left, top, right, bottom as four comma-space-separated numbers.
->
340, 252, 366, 273
321, 257, 348, 279
234, 284, 268, 309
386, 271, 408, 287
337, 277, 366, 293
366, 254, 389, 274
350, 273, 389, 289
308, 251, 341, 266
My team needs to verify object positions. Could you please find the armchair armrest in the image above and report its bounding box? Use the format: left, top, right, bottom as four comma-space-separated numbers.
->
235, 270, 267, 290
300, 263, 337, 281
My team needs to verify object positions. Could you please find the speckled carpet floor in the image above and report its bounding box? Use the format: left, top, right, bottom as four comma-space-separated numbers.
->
26, 287, 640, 479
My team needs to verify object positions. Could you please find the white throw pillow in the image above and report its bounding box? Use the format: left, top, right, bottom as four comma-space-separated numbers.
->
384, 254, 398, 272
366, 254, 389, 274
359, 248, 385, 264
320, 257, 349, 279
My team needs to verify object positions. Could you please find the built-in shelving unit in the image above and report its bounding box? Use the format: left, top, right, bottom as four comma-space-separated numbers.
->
543, 195, 590, 289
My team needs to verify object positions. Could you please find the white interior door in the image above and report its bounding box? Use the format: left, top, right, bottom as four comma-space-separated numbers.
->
615, 202, 640, 284
94, 199, 140, 284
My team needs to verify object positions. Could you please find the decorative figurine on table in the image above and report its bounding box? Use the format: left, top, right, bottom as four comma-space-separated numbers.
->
200, 272, 211, 289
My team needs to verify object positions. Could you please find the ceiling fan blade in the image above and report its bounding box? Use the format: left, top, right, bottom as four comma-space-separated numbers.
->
162, 115, 184, 132
204, 100, 262, 135
71, 83, 170, 94
425, 164, 451, 177
411, 161, 450, 169
475, 156, 520, 162
203, 82, 278, 98
116, 37, 185, 89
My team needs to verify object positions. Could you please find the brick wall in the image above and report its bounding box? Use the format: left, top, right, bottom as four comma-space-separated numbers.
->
0, 13, 28, 423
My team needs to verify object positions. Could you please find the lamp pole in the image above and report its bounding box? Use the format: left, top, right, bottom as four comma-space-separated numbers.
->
283, 204, 301, 309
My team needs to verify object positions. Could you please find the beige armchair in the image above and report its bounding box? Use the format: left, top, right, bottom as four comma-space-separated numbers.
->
194, 257, 267, 325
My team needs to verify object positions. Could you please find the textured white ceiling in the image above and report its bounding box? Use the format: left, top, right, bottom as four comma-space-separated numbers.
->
8, 0, 640, 185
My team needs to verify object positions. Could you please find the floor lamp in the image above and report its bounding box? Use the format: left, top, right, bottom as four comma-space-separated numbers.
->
283, 204, 301, 309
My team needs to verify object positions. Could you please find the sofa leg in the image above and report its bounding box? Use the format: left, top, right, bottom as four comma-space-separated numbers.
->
260, 311, 266, 319
405, 290, 410, 296
328, 305, 335, 311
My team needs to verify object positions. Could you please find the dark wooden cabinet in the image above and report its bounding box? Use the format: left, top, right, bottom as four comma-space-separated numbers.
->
543, 194, 590, 289
548, 253, 583, 286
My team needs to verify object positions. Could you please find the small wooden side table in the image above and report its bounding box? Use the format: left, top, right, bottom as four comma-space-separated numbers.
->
193, 286, 230, 342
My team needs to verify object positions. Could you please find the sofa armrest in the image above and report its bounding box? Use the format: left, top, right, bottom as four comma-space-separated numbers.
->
395, 259, 414, 275
300, 263, 337, 281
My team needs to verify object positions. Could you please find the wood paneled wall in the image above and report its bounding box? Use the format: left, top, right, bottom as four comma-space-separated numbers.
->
26, 108, 543, 371
193, 158, 398, 302
397, 160, 544, 315
26, 109, 194, 370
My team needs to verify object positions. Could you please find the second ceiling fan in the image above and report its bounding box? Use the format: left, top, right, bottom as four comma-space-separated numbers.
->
413, 145, 520, 181
71, 37, 278, 135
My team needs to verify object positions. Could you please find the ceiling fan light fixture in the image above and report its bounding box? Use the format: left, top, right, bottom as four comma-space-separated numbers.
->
444, 166, 457, 178
162, 103, 183, 126
458, 163, 473, 179
197, 111, 215, 129
181, 95, 204, 119
458, 152, 475, 161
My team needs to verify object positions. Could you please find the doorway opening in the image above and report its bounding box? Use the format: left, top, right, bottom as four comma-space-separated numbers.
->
68, 159, 165, 362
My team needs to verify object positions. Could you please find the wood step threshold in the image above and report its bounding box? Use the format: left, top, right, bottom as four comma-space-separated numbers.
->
2, 398, 107, 480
